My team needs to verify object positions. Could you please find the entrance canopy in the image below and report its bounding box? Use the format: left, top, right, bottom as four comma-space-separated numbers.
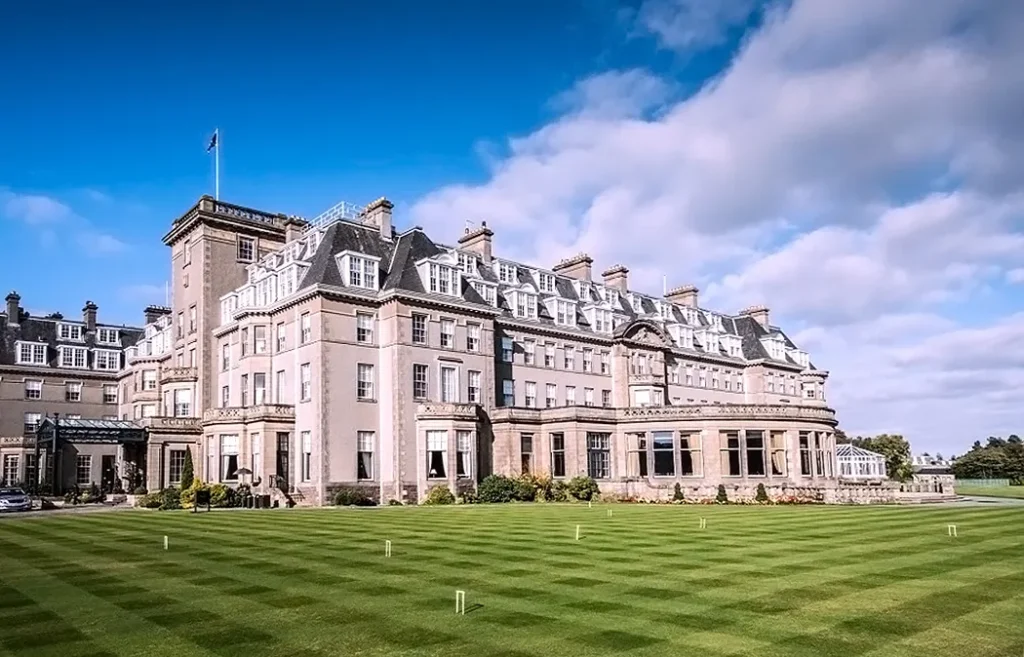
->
36, 417, 146, 445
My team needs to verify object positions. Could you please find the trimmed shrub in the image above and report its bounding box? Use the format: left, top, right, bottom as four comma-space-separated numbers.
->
755, 483, 769, 503
333, 488, 374, 506
716, 484, 729, 504
209, 483, 234, 508
566, 476, 600, 502
477, 474, 516, 503
180, 479, 206, 508
137, 492, 162, 508
673, 483, 685, 501
551, 480, 570, 502
160, 488, 181, 511
387, 499, 404, 506
180, 448, 194, 492
457, 490, 478, 504
423, 485, 455, 505
133, 486, 148, 495
512, 475, 537, 502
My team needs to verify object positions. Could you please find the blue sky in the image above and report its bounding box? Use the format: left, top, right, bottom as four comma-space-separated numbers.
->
3, 0, 1023, 450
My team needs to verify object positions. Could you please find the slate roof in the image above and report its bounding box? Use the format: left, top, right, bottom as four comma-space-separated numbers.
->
288, 218, 811, 367
0, 308, 144, 370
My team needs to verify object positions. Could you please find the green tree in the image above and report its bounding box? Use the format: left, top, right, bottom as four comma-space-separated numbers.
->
952, 438, 1024, 482
180, 447, 194, 492
856, 434, 914, 482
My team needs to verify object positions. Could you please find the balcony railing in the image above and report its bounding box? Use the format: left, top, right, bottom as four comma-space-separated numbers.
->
488, 402, 837, 425
628, 373, 666, 386
415, 403, 479, 420
140, 416, 202, 432
161, 367, 198, 383
203, 404, 296, 424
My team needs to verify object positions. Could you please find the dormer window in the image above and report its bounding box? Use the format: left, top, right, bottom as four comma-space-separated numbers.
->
629, 294, 643, 313
15, 341, 47, 365
554, 300, 575, 326
457, 252, 477, 275
670, 325, 693, 349
589, 308, 612, 333
723, 334, 742, 358
337, 251, 381, 291
512, 291, 537, 319
471, 280, 497, 306
658, 302, 672, 320
97, 328, 119, 345
788, 348, 810, 368
497, 262, 517, 284
538, 272, 556, 293
576, 281, 591, 300
58, 323, 83, 342
221, 295, 239, 325
761, 335, 785, 360
704, 331, 720, 354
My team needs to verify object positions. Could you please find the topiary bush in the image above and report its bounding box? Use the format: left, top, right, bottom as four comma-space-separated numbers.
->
136, 492, 163, 508
512, 475, 537, 501
566, 476, 600, 502
423, 484, 455, 505
209, 483, 234, 508
477, 474, 516, 503
673, 483, 685, 502
716, 484, 729, 504
160, 488, 181, 510
180, 447, 194, 492
755, 483, 769, 503
333, 488, 375, 506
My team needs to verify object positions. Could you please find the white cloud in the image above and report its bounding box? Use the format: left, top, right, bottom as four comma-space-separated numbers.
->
117, 284, 166, 304
411, 0, 1024, 451
0, 189, 131, 254
636, 0, 761, 51
1007, 268, 1024, 284
1, 190, 75, 225
77, 232, 128, 255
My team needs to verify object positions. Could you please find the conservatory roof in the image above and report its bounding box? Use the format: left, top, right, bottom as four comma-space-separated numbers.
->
836, 444, 885, 459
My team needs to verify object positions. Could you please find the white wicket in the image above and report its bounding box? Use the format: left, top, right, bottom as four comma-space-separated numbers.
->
385, 540, 392, 557
164, 535, 168, 550
947, 524, 958, 537
575, 524, 581, 541
455, 590, 466, 615
699, 517, 707, 529
607, 509, 613, 518
588, 500, 592, 509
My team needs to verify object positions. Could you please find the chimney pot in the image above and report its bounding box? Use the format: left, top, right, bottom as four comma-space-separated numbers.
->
552, 253, 594, 282
740, 304, 771, 328
5, 291, 21, 325
362, 197, 394, 241
601, 264, 629, 293
665, 284, 699, 308
458, 222, 495, 263
83, 300, 98, 332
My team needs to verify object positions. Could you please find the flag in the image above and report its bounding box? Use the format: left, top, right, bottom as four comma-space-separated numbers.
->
206, 130, 218, 153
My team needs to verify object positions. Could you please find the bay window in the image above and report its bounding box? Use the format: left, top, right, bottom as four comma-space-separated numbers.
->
427, 430, 447, 478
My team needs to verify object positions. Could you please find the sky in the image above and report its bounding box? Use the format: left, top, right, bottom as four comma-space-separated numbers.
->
2, 0, 1023, 454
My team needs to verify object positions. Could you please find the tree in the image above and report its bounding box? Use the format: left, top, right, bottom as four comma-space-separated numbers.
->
834, 428, 850, 444
180, 447, 194, 492
857, 434, 914, 482
952, 437, 1024, 482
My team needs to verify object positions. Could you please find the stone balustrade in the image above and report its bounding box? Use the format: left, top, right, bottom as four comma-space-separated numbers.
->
0, 436, 33, 448
139, 416, 202, 433
478, 402, 836, 425
415, 403, 479, 420
160, 367, 198, 383
202, 404, 296, 424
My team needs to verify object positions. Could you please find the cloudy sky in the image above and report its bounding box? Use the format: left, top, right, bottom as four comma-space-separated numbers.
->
2, 0, 1022, 454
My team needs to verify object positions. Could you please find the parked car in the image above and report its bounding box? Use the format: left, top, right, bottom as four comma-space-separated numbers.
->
0, 488, 32, 513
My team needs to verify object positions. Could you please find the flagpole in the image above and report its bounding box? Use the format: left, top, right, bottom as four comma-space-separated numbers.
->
215, 128, 220, 201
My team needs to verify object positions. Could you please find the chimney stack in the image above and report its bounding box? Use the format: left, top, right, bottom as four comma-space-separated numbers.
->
665, 284, 699, 308
83, 301, 98, 332
5, 291, 21, 325
740, 305, 771, 328
458, 221, 494, 263
144, 305, 172, 325
362, 197, 394, 241
283, 215, 307, 243
552, 253, 593, 282
601, 264, 629, 293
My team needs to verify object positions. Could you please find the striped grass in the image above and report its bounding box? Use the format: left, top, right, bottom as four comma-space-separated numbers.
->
957, 485, 1024, 499
1, 504, 1022, 657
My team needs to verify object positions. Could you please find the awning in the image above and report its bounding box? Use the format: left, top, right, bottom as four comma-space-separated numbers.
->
36, 417, 147, 445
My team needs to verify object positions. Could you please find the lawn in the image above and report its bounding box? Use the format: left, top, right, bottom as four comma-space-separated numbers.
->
1, 505, 1022, 657
956, 485, 1024, 499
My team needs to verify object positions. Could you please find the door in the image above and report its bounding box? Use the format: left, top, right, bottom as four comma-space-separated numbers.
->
101, 455, 116, 492
275, 432, 290, 491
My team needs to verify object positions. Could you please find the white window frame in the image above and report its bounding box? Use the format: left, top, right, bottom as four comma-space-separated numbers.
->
58, 346, 88, 369
96, 327, 119, 345
58, 323, 84, 342
356, 313, 375, 344
15, 341, 47, 365
24, 379, 42, 400
357, 363, 375, 401
439, 365, 458, 403
237, 236, 256, 262
339, 252, 380, 290
93, 349, 121, 371
440, 318, 455, 349
300, 363, 311, 402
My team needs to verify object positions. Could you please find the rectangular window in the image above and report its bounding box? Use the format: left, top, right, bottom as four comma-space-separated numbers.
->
221, 385, 230, 408
721, 431, 742, 476
413, 364, 428, 400
600, 351, 610, 375
550, 433, 565, 477
253, 372, 266, 405
357, 313, 374, 344
301, 431, 312, 481
653, 431, 674, 476
544, 344, 555, 368
799, 432, 812, 476
679, 431, 701, 476
601, 389, 611, 407
523, 339, 535, 365
587, 432, 611, 479
94, 350, 121, 371
250, 434, 261, 475
188, 349, 196, 368
815, 432, 825, 476
221, 344, 230, 371
412, 313, 427, 344
59, 346, 88, 369
538, 272, 555, 292
628, 433, 647, 478
564, 348, 575, 371
168, 450, 186, 486
472, 280, 496, 306
566, 385, 576, 406
189, 305, 197, 333
241, 374, 249, 406
276, 322, 286, 351
584, 387, 594, 407
173, 389, 192, 417
467, 370, 481, 403
501, 336, 513, 362
254, 325, 267, 353
502, 379, 514, 407
76, 455, 92, 486
24, 454, 37, 488
357, 364, 375, 400
347, 255, 378, 290
745, 430, 766, 476
582, 348, 593, 372
524, 381, 536, 408
300, 313, 311, 343
16, 342, 47, 365
427, 262, 455, 295
300, 363, 311, 401
440, 366, 457, 403
467, 323, 480, 352
237, 236, 255, 262
457, 431, 473, 479
357, 431, 374, 480
24, 379, 42, 400
241, 328, 249, 356
59, 323, 84, 341
177, 312, 184, 339
97, 328, 116, 343
770, 431, 786, 476
427, 430, 447, 478
2, 455, 20, 487
65, 381, 82, 402
220, 434, 239, 481
103, 385, 117, 404
520, 433, 534, 474
275, 370, 285, 404
440, 318, 455, 348
498, 262, 517, 283
23, 412, 42, 434
545, 383, 557, 408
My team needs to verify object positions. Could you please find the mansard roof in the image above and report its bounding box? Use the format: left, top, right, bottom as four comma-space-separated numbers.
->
0, 312, 144, 369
